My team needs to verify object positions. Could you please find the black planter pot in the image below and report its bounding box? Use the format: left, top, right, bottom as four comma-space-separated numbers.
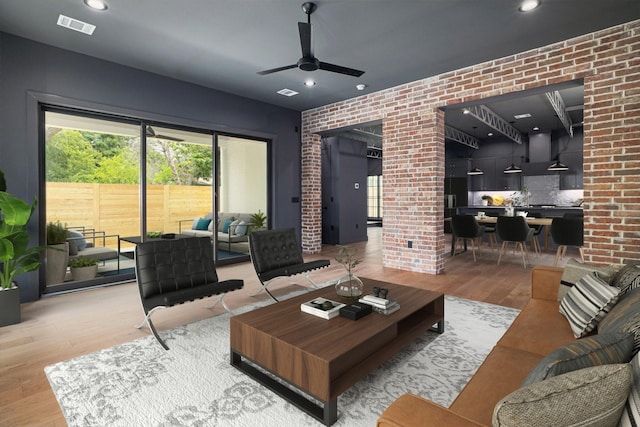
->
0, 285, 20, 326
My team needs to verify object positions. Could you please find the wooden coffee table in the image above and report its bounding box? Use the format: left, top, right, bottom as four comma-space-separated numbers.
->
230, 278, 444, 425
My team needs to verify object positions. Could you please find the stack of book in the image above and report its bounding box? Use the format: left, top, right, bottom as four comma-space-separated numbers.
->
358, 294, 400, 315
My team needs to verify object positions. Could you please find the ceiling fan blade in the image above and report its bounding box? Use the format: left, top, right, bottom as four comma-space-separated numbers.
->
146, 126, 156, 137
257, 64, 297, 75
298, 22, 312, 58
146, 126, 183, 142
318, 61, 365, 77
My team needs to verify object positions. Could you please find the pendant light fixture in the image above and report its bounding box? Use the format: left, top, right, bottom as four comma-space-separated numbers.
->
504, 142, 522, 174
467, 127, 483, 175
547, 115, 569, 171
548, 156, 569, 171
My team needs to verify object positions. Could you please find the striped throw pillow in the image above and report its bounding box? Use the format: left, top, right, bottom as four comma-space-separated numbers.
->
619, 350, 640, 427
559, 272, 621, 338
521, 332, 634, 386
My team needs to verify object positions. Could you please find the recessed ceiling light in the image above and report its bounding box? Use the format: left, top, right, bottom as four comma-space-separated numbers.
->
514, 113, 532, 119
277, 88, 299, 97
487, 132, 494, 137
462, 108, 471, 115
84, 0, 108, 11
356, 84, 366, 91
533, 126, 540, 131
304, 79, 316, 87
519, 0, 540, 12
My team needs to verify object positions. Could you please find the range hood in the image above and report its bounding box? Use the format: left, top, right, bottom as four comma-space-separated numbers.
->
521, 132, 562, 175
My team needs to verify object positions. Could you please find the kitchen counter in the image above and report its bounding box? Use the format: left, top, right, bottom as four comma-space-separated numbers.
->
458, 206, 582, 218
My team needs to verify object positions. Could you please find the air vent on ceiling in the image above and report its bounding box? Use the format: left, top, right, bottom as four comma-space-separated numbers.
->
57, 15, 96, 35
276, 88, 299, 97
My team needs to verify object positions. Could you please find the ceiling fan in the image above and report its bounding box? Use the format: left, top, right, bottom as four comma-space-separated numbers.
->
145, 126, 184, 142
257, 2, 365, 78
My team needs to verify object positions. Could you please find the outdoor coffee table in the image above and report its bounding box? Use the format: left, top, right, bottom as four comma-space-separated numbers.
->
230, 278, 444, 425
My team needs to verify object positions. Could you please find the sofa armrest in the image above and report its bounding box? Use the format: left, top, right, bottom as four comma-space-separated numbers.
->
377, 394, 484, 427
531, 266, 563, 301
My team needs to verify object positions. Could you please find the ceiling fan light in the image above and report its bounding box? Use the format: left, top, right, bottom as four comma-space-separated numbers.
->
548, 160, 569, 171
467, 167, 483, 176
504, 164, 522, 174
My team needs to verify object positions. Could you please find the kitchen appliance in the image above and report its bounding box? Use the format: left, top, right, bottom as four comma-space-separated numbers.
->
445, 194, 456, 208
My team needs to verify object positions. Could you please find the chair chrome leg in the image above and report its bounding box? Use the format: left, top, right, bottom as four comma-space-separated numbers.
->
135, 306, 169, 350
205, 293, 234, 314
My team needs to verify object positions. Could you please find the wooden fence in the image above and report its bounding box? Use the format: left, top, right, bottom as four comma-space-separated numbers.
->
46, 183, 212, 248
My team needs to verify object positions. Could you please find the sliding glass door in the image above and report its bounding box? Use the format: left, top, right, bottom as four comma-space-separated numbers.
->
43, 108, 269, 292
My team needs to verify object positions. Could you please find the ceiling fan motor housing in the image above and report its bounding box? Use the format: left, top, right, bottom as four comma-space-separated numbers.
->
298, 57, 319, 71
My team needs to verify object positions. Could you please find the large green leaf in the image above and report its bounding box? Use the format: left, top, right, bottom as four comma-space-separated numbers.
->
0, 239, 14, 263
0, 192, 33, 226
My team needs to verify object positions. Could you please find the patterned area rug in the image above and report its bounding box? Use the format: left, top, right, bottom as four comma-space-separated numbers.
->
45, 295, 519, 426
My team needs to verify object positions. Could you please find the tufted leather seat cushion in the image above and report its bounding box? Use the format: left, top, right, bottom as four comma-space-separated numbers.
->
135, 236, 243, 312
249, 228, 330, 282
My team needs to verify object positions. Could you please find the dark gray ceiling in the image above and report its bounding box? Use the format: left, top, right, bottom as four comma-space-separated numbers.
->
0, 0, 638, 113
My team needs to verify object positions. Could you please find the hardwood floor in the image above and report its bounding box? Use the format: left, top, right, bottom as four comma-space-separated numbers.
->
0, 227, 571, 426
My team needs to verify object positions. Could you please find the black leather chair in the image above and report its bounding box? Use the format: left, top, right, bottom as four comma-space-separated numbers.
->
451, 215, 485, 262
496, 216, 535, 268
134, 236, 244, 350
248, 228, 330, 302
550, 217, 584, 266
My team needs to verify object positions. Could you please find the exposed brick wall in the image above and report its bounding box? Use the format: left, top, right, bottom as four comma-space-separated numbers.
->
302, 20, 640, 272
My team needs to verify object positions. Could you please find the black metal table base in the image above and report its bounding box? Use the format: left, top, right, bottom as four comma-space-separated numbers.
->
231, 350, 338, 426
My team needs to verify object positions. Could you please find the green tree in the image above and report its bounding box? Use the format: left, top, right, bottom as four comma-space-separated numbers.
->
46, 130, 101, 182
81, 132, 129, 158
94, 153, 140, 183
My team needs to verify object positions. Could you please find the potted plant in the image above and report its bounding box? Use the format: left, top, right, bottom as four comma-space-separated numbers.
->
481, 195, 491, 206
334, 245, 364, 300
69, 256, 98, 281
249, 210, 267, 233
45, 221, 69, 285
0, 178, 43, 326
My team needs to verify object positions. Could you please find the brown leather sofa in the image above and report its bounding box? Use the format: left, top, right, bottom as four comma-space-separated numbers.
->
377, 266, 575, 427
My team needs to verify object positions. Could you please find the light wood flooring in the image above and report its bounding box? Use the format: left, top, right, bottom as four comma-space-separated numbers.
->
0, 227, 573, 426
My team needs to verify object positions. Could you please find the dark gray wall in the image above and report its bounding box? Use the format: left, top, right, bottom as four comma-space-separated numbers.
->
0, 32, 302, 302
321, 136, 368, 245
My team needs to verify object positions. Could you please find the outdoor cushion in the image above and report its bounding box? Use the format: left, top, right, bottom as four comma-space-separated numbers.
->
558, 258, 615, 301
559, 272, 620, 338
67, 229, 88, 252
521, 332, 634, 386
493, 364, 632, 427
194, 218, 211, 230
234, 220, 248, 236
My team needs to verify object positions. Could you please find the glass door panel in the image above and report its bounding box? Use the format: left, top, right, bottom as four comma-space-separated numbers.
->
44, 111, 140, 292
143, 125, 213, 246
216, 135, 267, 261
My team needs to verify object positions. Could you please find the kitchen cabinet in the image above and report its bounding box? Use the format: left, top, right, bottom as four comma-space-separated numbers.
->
445, 158, 468, 178
469, 157, 521, 191
559, 152, 583, 189
495, 157, 522, 191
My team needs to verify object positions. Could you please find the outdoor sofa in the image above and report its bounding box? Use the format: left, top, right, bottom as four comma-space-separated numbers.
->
378, 262, 640, 426
180, 212, 253, 252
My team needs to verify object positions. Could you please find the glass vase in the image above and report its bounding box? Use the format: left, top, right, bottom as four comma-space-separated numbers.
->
335, 274, 364, 301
